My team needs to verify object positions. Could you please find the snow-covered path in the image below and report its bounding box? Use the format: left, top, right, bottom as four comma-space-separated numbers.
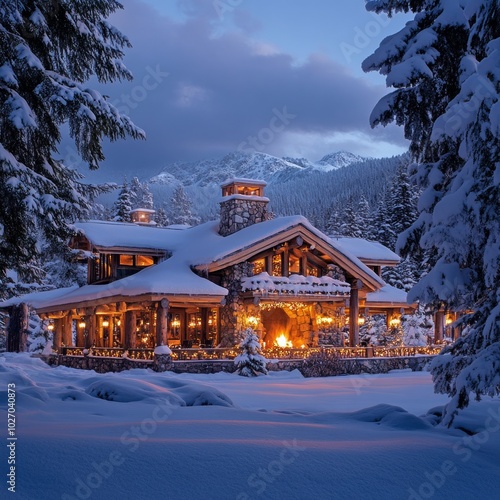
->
1, 354, 499, 500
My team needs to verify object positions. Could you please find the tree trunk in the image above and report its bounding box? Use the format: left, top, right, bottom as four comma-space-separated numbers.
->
7, 303, 29, 352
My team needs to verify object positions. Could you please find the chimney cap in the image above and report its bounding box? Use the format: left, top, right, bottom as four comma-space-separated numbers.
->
220, 178, 267, 188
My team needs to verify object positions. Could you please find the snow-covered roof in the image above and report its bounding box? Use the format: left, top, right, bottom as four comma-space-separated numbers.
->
0, 286, 79, 309
2, 215, 393, 312
130, 208, 156, 214
331, 237, 400, 264
366, 285, 412, 307
73, 221, 178, 251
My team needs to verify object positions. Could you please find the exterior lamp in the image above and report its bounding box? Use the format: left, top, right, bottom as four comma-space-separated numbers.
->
358, 317, 365, 326
78, 320, 86, 329
47, 322, 54, 331
102, 319, 110, 328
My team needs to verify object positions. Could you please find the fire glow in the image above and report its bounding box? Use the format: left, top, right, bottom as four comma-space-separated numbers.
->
275, 334, 292, 348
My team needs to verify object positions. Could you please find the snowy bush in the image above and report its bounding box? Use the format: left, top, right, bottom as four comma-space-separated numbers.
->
402, 308, 434, 346
234, 328, 268, 377
359, 315, 387, 346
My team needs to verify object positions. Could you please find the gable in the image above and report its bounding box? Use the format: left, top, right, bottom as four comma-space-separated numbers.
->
192, 219, 385, 292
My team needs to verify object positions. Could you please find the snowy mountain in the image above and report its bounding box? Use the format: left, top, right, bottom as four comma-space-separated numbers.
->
316, 151, 366, 171
146, 150, 406, 227
149, 150, 366, 188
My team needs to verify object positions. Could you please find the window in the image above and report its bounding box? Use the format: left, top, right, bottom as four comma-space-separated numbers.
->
272, 254, 282, 276
252, 258, 266, 275
119, 255, 155, 267
136, 255, 154, 267
307, 264, 319, 277
119, 255, 134, 266
289, 255, 300, 275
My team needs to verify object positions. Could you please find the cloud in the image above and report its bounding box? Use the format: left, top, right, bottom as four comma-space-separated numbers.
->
82, 0, 407, 182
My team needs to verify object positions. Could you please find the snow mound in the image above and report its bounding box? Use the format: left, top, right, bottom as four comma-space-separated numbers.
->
84, 376, 234, 407
153, 378, 234, 407
348, 404, 432, 430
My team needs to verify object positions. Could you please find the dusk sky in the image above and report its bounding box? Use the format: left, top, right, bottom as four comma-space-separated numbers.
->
73, 0, 412, 183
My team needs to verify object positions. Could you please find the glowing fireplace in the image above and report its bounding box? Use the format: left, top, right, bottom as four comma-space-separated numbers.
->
275, 334, 293, 348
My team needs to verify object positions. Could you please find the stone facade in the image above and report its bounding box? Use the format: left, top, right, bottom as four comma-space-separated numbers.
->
219, 262, 254, 346
219, 197, 268, 236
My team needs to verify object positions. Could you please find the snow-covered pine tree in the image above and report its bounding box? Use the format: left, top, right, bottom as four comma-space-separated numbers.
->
112, 182, 133, 222
389, 163, 419, 240
370, 193, 396, 249
168, 185, 200, 226
364, 0, 500, 425
234, 328, 268, 377
0, 0, 144, 293
155, 207, 169, 228
338, 200, 363, 238
129, 177, 154, 209
402, 306, 434, 347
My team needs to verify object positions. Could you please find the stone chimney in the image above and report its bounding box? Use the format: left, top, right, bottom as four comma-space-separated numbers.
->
219, 179, 268, 236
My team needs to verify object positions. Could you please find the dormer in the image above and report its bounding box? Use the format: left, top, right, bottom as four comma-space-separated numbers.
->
219, 179, 269, 236
130, 208, 156, 225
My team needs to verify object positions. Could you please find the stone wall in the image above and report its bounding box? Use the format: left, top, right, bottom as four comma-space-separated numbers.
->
219, 197, 268, 236
43, 353, 434, 376
45, 354, 153, 373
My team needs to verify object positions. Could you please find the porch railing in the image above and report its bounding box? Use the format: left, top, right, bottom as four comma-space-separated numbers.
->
59, 345, 443, 360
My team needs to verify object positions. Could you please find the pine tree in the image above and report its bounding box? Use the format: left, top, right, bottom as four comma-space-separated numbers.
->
155, 207, 169, 228
370, 193, 396, 249
0, 1, 144, 293
112, 182, 133, 222
169, 186, 200, 226
129, 177, 154, 209
338, 200, 363, 238
234, 328, 268, 377
365, 1, 500, 425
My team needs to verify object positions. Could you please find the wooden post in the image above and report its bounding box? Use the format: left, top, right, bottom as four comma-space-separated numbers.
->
200, 308, 209, 345
87, 312, 96, 347
7, 303, 29, 352
156, 299, 169, 346
434, 310, 445, 344
125, 310, 137, 349
349, 281, 361, 347
63, 313, 73, 347
76, 319, 85, 347
52, 318, 62, 352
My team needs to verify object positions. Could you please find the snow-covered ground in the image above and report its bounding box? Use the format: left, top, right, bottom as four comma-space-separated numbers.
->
1, 354, 499, 500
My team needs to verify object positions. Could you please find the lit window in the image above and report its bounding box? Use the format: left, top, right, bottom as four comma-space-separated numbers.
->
119, 255, 134, 266
272, 254, 282, 276
289, 255, 300, 274
252, 258, 266, 275
307, 265, 319, 277
136, 255, 154, 267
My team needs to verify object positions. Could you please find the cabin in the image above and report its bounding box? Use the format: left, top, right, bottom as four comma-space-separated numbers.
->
1, 179, 421, 353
